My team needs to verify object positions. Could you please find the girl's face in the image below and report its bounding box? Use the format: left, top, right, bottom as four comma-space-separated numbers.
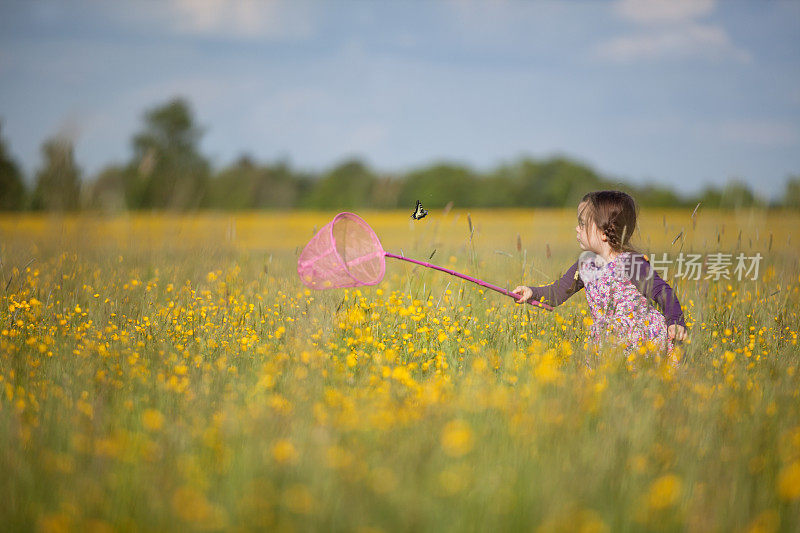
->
576, 201, 606, 254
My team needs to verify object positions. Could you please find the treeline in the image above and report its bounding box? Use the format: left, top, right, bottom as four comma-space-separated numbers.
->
1, 98, 799, 211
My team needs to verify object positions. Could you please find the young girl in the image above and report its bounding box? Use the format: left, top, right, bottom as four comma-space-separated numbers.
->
512, 190, 687, 356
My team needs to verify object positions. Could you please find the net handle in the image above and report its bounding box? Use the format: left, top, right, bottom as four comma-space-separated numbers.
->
385, 252, 553, 311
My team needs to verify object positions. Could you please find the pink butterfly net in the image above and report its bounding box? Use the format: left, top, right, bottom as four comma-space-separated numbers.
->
297, 212, 552, 310
298, 212, 386, 289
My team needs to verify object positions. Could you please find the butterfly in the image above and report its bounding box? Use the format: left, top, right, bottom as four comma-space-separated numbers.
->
410, 200, 428, 220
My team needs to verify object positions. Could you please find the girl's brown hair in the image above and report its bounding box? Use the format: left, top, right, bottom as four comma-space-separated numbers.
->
580, 190, 639, 253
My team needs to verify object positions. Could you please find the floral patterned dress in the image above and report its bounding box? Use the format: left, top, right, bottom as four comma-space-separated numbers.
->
578, 251, 673, 355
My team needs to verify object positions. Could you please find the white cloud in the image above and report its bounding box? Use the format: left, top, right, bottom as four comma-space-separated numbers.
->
711, 120, 799, 146
614, 0, 715, 24
596, 23, 751, 63
619, 116, 799, 147
168, 0, 314, 40
96, 0, 315, 41
596, 0, 750, 63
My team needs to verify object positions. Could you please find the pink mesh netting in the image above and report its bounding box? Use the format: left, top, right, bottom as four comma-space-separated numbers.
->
297, 212, 386, 290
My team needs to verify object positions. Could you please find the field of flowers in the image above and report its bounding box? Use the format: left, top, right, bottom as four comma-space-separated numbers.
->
1, 208, 799, 531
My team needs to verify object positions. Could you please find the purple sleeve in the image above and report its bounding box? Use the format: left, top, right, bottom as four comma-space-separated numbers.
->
527, 260, 584, 306
626, 254, 687, 329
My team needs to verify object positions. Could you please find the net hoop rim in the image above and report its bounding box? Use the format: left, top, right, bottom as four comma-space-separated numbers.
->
330, 211, 386, 286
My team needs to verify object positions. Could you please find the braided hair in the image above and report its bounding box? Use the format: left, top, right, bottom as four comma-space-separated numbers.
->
580, 190, 639, 253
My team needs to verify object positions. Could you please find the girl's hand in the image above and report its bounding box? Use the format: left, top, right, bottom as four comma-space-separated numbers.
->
511, 286, 533, 304
668, 324, 687, 342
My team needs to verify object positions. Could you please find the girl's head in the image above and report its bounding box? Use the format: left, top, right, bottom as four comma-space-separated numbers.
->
576, 190, 638, 255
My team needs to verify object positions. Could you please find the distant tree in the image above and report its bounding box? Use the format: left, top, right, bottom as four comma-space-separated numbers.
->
503, 157, 607, 207
128, 98, 209, 209
0, 122, 26, 210
370, 174, 402, 209
30, 137, 81, 211
306, 159, 376, 209
478, 168, 517, 207
718, 180, 763, 208
209, 156, 303, 209
536, 157, 608, 207
250, 160, 304, 208
294, 171, 315, 207
208, 156, 259, 209
634, 184, 689, 208
87, 165, 128, 211
783, 176, 800, 209
492, 159, 544, 207
699, 186, 723, 208
398, 163, 478, 208
698, 180, 763, 209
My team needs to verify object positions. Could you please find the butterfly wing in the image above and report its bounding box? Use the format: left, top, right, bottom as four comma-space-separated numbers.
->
411, 200, 427, 220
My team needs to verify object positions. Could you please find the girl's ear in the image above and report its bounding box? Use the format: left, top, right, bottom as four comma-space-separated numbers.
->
599, 231, 608, 242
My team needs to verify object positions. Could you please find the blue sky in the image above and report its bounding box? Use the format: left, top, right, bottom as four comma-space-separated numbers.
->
1, 0, 799, 198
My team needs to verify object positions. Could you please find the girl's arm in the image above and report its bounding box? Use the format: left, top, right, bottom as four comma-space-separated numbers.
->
625, 254, 687, 328
526, 261, 584, 307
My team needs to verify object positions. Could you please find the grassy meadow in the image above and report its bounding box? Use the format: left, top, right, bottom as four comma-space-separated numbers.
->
1, 208, 799, 531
